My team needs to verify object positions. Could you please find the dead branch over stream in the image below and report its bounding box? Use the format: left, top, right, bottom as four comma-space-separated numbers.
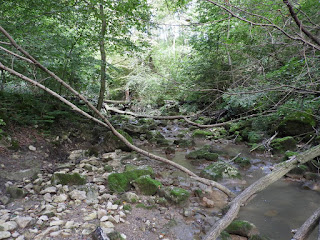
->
292, 207, 320, 240
204, 145, 320, 240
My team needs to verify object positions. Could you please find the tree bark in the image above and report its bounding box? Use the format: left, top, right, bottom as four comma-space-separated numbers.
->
292, 207, 320, 240
283, 0, 320, 47
204, 145, 320, 240
97, 3, 107, 111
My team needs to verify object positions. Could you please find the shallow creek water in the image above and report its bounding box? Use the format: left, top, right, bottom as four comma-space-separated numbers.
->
143, 136, 320, 239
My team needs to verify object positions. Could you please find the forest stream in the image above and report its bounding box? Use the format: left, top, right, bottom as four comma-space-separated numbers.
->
143, 125, 320, 240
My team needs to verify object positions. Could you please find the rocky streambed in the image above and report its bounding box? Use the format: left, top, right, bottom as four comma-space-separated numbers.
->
1, 120, 320, 240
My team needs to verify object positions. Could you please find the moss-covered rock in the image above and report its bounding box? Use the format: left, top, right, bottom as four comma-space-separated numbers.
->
103, 129, 133, 152
145, 130, 170, 146
161, 186, 190, 205
248, 131, 264, 143
6, 186, 27, 199
186, 145, 219, 161
234, 156, 251, 168
277, 110, 316, 136
173, 138, 195, 147
132, 175, 162, 195
226, 220, 259, 237
108, 165, 154, 193
192, 129, 213, 138
107, 231, 125, 240
51, 173, 86, 185
200, 162, 240, 181
283, 151, 298, 161
289, 164, 309, 175
270, 136, 296, 153
219, 231, 232, 240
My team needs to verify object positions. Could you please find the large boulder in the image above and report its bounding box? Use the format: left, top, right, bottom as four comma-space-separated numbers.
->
107, 165, 154, 193
132, 175, 162, 195
103, 130, 133, 152
160, 186, 190, 205
225, 220, 259, 238
277, 111, 316, 136
270, 136, 296, 153
200, 162, 240, 181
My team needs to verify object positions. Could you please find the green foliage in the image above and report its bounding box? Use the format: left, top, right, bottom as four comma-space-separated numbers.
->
186, 145, 219, 161
270, 137, 296, 153
51, 173, 87, 185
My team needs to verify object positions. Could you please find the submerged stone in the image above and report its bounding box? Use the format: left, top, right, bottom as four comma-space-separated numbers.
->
51, 173, 86, 185
186, 145, 219, 161
200, 162, 240, 181
132, 175, 162, 195
225, 220, 259, 237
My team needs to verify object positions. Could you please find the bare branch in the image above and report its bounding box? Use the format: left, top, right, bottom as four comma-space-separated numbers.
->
292, 207, 320, 240
283, 0, 320, 47
0, 46, 34, 64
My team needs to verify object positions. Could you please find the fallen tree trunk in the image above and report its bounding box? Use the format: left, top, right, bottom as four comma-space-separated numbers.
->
105, 104, 275, 128
204, 145, 320, 240
292, 207, 320, 240
0, 26, 235, 198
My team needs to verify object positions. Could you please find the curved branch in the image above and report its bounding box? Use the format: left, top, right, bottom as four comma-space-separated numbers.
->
204, 145, 320, 239
0, 46, 34, 63
283, 0, 320, 47
202, 0, 320, 51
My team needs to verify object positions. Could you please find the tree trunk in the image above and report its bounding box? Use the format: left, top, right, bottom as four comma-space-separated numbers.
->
204, 145, 320, 240
97, 3, 107, 111
292, 207, 320, 240
0, 69, 5, 91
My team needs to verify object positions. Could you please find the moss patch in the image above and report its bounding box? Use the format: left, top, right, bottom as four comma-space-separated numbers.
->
226, 220, 259, 237
234, 156, 251, 168
6, 186, 27, 199
192, 129, 213, 138
132, 175, 162, 195
270, 136, 296, 153
108, 165, 154, 193
200, 162, 240, 181
186, 145, 219, 161
51, 173, 86, 185
162, 186, 190, 205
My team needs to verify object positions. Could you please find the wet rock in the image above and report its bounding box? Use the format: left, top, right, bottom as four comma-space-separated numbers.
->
200, 162, 240, 181
225, 220, 259, 238
51, 172, 86, 185
69, 189, 86, 200
132, 175, 162, 195
203, 189, 228, 210
173, 138, 195, 148
186, 145, 219, 161
15, 216, 33, 229
202, 197, 215, 208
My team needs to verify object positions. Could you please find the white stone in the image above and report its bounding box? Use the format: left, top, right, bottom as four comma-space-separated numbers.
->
29, 145, 36, 151
100, 227, 114, 234
50, 220, 64, 226
0, 231, 11, 239
64, 221, 75, 229
15, 216, 33, 229
11, 231, 19, 238
50, 230, 63, 237
97, 209, 107, 219
100, 216, 108, 222
40, 186, 57, 194
53, 194, 68, 203
16, 236, 25, 240
69, 190, 86, 200
119, 211, 126, 218
83, 211, 97, 221
114, 215, 120, 223
34, 226, 59, 240
43, 193, 52, 202
0, 221, 17, 231
81, 229, 92, 235
39, 215, 49, 221
100, 221, 114, 229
